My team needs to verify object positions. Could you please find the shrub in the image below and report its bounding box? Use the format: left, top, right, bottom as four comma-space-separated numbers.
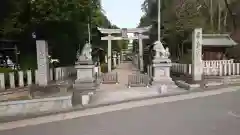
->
100, 63, 108, 73
0, 67, 15, 73
178, 53, 192, 64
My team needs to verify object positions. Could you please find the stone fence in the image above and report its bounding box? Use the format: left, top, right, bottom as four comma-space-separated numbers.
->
203, 59, 234, 67
172, 62, 240, 76
0, 66, 76, 90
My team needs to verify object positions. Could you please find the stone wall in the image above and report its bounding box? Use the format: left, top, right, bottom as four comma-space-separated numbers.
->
0, 95, 72, 117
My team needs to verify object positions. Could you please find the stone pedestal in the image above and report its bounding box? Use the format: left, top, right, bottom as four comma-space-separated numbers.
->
72, 90, 94, 106
153, 61, 171, 83
73, 61, 95, 106
72, 77, 96, 106
75, 64, 94, 80
152, 58, 177, 93
36, 40, 50, 86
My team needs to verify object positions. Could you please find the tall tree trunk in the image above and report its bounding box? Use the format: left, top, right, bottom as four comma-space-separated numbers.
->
218, 2, 221, 32
224, 10, 228, 32
177, 44, 181, 59
181, 43, 184, 57
224, 0, 237, 31
210, 0, 214, 31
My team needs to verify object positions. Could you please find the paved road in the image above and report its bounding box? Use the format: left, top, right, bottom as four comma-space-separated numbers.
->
1, 90, 240, 135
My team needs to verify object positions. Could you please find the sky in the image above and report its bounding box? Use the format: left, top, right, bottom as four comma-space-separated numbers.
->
101, 0, 145, 29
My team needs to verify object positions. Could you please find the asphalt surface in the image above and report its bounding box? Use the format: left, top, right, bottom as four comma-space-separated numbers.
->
1, 90, 240, 135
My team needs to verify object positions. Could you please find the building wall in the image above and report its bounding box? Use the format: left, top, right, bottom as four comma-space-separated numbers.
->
202, 47, 226, 60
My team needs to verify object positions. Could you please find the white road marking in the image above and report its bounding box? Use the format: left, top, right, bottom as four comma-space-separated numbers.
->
228, 111, 240, 118
0, 86, 240, 131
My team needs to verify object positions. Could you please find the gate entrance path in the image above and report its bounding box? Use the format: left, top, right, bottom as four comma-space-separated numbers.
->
97, 62, 139, 91
92, 61, 159, 105
92, 62, 184, 106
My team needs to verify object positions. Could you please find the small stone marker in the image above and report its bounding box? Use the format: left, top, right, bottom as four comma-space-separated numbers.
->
159, 84, 168, 94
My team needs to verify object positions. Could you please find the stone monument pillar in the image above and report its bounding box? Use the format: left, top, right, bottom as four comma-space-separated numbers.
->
117, 53, 121, 65
152, 41, 177, 93
192, 28, 203, 81
36, 40, 50, 86
134, 54, 138, 67
121, 52, 124, 61
113, 52, 117, 68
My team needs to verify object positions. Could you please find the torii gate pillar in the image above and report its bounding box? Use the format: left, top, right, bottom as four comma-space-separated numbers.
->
138, 33, 144, 72
107, 35, 112, 72
98, 26, 151, 73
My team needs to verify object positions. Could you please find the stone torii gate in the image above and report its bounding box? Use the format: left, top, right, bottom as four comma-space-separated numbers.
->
97, 26, 151, 72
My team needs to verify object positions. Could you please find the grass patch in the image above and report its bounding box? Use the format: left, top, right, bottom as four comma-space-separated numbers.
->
0, 67, 15, 73
7, 95, 31, 101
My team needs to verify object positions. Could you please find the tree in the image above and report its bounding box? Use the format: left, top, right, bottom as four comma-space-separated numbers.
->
224, 0, 237, 30
0, 0, 116, 69
139, 0, 238, 60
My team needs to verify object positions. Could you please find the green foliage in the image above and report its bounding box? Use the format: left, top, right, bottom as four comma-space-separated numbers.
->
100, 63, 108, 73
178, 52, 192, 64
0, 67, 15, 73
0, 0, 119, 68
19, 54, 37, 70
139, 0, 238, 61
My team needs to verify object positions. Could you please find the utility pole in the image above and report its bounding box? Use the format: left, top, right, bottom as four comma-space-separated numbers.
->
88, 20, 91, 44
158, 0, 161, 41
88, 0, 92, 44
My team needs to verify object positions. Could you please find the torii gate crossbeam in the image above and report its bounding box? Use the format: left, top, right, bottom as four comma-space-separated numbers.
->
98, 26, 151, 72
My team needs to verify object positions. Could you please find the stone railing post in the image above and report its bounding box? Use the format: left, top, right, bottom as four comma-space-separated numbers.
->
18, 71, 24, 87
27, 70, 32, 85
0, 73, 5, 90
9, 72, 15, 88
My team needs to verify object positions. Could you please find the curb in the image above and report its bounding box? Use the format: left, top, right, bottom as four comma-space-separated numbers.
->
0, 85, 238, 123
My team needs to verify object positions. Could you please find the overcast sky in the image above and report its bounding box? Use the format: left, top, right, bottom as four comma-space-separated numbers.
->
102, 0, 145, 28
